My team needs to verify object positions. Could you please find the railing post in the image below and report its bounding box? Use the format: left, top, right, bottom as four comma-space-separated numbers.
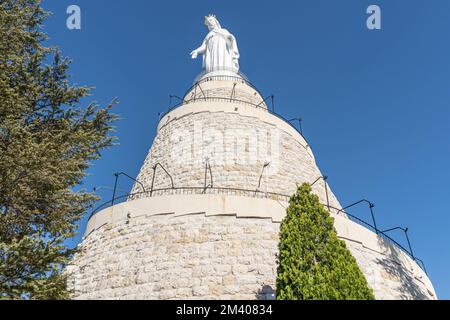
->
323, 176, 330, 211
150, 165, 157, 197
203, 161, 208, 193
115, 172, 146, 193
209, 163, 213, 188
368, 202, 378, 234
310, 176, 329, 211
169, 95, 184, 109
203, 159, 214, 193
271, 95, 275, 112
257, 95, 273, 109
197, 83, 206, 100
340, 199, 378, 234
193, 83, 197, 102
230, 83, 236, 102
151, 163, 175, 191
287, 118, 303, 135
257, 162, 271, 192
404, 228, 415, 260
111, 173, 119, 206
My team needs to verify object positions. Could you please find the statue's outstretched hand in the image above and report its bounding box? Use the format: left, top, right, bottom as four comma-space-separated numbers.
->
190, 50, 198, 59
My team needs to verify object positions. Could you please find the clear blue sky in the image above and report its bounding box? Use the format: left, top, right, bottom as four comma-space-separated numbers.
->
41, 0, 450, 299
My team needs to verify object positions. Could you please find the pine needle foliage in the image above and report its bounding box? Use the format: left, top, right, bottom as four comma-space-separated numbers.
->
276, 184, 375, 300
0, 0, 117, 299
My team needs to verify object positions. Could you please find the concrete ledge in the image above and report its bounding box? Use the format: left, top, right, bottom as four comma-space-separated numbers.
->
86, 194, 287, 238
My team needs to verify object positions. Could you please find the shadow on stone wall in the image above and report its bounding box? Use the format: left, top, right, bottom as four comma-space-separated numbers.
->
256, 285, 276, 300
375, 236, 430, 300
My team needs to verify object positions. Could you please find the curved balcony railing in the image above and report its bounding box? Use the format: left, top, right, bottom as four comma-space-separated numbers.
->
159, 95, 308, 145
192, 67, 250, 84
161, 71, 307, 146
184, 71, 265, 108
88, 184, 427, 274
188, 76, 265, 103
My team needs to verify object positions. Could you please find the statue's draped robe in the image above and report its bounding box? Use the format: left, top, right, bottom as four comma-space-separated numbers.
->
202, 28, 240, 73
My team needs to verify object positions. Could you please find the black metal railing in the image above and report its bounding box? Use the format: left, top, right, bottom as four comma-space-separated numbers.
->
191, 70, 252, 89
162, 75, 312, 149
88, 181, 427, 274
180, 73, 264, 107
325, 204, 427, 274
159, 95, 310, 146
174, 74, 268, 109
90, 186, 291, 219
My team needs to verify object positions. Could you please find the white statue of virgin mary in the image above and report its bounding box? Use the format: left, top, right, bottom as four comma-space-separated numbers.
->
190, 15, 240, 75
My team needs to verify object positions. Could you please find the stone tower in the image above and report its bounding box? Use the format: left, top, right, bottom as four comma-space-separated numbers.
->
67, 17, 436, 300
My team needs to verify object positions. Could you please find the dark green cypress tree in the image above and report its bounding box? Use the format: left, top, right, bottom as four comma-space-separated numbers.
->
0, 0, 117, 299
276, 184, 375, 300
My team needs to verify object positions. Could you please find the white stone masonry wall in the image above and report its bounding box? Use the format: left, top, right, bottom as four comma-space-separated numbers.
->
132, 108, 340, 209
68, 212, 435, 300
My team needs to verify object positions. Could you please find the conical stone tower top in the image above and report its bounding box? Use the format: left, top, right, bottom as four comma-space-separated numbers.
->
130, 69, 340, 208
130, 15, 340, 206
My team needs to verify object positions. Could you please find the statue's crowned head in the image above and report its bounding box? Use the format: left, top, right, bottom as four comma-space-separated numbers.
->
204, 14, 221, 30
